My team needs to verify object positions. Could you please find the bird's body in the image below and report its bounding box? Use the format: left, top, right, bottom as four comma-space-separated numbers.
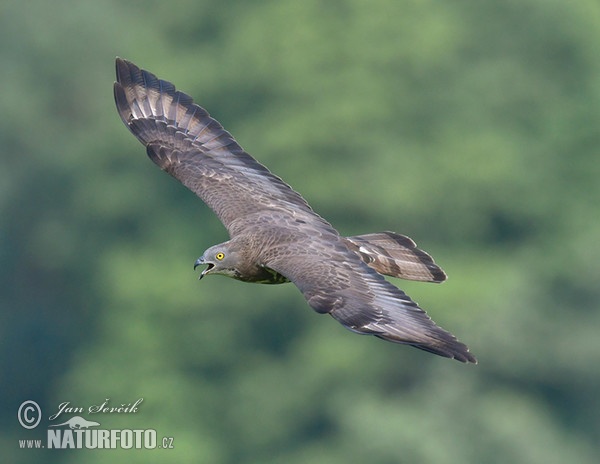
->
114, 58, 476, 363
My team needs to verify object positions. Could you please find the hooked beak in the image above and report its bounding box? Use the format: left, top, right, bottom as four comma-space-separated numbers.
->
194, 256, 213, 280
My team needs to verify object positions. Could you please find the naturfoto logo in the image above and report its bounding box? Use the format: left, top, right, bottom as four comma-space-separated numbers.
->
17, 399, 175, 450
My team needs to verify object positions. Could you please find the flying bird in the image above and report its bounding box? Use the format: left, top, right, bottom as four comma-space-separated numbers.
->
114, 58, 476, 363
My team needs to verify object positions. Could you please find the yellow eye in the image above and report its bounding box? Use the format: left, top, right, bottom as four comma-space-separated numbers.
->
216, 252, 225, 261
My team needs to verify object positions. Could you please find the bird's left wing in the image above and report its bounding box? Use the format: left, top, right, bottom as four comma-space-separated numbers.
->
264, 235, 476, 363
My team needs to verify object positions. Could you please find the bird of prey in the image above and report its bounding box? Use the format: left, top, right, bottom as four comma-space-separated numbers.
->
114, 58, 476, 363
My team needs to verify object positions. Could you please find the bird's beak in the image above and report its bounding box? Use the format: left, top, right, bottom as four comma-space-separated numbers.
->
194, 256, 212, 280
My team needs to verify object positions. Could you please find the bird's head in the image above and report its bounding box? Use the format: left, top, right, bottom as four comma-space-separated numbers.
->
194, 243, 241, 280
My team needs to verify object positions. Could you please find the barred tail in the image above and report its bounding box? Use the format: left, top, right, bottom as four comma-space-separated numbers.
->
344, 231, 447, 283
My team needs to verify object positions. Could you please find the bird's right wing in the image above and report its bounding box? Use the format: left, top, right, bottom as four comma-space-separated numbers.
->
114, 58, 331, 236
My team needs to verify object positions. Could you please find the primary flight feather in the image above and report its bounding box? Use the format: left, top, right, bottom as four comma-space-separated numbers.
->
114, 58, 476, 363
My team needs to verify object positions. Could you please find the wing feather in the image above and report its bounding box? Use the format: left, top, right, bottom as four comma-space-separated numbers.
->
265, 234, 476, 363
114, 58, 328, 235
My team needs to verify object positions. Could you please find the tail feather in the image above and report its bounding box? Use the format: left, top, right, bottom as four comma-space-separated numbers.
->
344, 231, 447, 283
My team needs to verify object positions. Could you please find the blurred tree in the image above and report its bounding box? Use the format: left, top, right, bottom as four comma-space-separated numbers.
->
1, 0, 599, 463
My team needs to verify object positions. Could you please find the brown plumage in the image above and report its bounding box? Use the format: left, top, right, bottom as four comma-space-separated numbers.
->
344, 232, 447, 282
114, 58, 476, 363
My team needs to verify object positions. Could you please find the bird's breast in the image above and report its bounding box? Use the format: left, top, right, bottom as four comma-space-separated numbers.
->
241, 264, 290, 284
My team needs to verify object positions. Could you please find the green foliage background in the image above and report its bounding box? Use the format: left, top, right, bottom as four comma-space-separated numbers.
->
2, 0, 599, 462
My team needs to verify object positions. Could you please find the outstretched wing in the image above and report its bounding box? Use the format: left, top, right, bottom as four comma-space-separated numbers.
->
114, 58, 331, 236
265, 233, 476, 363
